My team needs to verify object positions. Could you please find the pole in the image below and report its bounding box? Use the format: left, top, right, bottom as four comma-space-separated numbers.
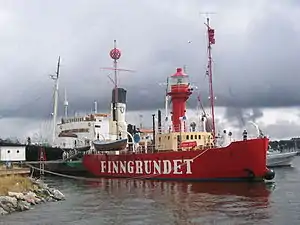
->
206, 17, 216, 141
64, 88, 68, 118
104, 40, 135, 140
152, 114, 156, 152
139, 114, 143, 129
51, 56, 60, 145
112, 40, 120, 139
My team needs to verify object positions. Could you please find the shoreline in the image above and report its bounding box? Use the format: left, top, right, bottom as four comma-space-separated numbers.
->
0, 175, 65, 216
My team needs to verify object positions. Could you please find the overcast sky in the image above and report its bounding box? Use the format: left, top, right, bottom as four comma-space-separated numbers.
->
0, 0, 300, 140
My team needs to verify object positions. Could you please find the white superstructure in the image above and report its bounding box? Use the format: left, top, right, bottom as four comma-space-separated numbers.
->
55, 113, 111, 150
54, 88, 128, 150
109, 102, 127, 140
109, 87, 128, 140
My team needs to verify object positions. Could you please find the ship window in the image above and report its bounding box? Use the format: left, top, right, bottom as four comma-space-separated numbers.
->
17, 150, 19, 153
159, 137, 161, 141
168, 136, 170, 140
7, 150, 10, 153
198, 135, 201, 139
194, 135, 197, 139
186, 135, 189, 140
95, 125, 101, 128
191, 135, 193, 140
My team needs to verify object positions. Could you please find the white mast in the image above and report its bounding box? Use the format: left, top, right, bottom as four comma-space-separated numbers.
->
159, 78, 170, 132
164, 78, 169, 131
94, 101, 98, 113
63, 88, 68, 118
50, 56, 61, 146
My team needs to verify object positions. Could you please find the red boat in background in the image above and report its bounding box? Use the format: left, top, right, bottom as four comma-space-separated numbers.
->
82, 17, 275, 182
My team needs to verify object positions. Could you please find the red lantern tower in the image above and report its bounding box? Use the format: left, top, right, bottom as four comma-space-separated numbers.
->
167, 68, 193, 132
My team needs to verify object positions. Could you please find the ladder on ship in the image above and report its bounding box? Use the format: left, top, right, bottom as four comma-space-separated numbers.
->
38, 147, 46, 179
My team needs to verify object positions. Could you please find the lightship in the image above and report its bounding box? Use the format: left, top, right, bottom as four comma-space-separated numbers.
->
82, 17, 275, 182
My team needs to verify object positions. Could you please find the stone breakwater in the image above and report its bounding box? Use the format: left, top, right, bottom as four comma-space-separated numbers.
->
0, 178, 65, 216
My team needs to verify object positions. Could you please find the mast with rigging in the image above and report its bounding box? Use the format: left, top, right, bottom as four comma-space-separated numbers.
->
205, 17, 216, 140
101, 40, 134, 140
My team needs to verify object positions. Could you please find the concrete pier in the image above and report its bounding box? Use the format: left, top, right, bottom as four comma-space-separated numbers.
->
0, 164, 30, 177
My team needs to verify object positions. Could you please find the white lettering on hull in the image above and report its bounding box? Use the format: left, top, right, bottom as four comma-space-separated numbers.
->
99, 159, 194, 175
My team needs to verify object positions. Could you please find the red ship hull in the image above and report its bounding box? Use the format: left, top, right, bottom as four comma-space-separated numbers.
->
82, 138, 275, 182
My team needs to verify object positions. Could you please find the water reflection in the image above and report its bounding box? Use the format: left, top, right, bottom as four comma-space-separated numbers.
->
84, 179, 275, 224
1, 177, 275, 225
86, 178, 274, 196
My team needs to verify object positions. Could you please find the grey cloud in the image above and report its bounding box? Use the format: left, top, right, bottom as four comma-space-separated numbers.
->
261, 120, 300, 140
224, 107, 264, 128
0, 1, 300, 119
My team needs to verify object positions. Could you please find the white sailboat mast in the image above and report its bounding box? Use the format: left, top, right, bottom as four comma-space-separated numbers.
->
51, 56, 61, 145
94, 101, 98, 114
64, 88, 68, 118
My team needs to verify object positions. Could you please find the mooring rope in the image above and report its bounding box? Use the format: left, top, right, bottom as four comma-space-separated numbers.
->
25, 163, 104, 182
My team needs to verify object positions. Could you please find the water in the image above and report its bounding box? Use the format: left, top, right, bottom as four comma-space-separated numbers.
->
1, 158, 300, 225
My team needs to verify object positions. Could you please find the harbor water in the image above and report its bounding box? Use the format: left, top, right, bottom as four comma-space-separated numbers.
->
1, 158, 300, 225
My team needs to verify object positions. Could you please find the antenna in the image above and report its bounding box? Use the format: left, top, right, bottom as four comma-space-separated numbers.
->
199, 12, 216, 19
100, 40, 135, 88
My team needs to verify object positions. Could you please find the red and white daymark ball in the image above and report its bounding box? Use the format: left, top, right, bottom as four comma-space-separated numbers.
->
110, 48, 121, 60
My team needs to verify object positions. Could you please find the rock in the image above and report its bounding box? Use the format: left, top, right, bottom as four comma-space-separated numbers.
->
0, 196, 18, 214
0, 207, 8, 215
50, 189, 65, 201
0, 178, 65, 217
33, 196, 42, 204
31, 179, 48, 189
17, 200, 31, 211
23, 191, 44, 205
8, 192, 25, 200
35, 188, 51, 197
0, 202, 15, 213
0, 196, 18, 208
